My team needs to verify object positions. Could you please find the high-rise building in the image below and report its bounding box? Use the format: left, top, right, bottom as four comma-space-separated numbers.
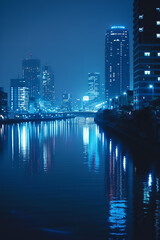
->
88, 72, 100, 102
41, 66, 55, 108
105, 26, 130, 101
61, 93, 72, 111
133, 0, 160, 109
0, 87, 8, 117
22, 58, 40, 102
10, 79, 29, 112
73, 98, 82, 111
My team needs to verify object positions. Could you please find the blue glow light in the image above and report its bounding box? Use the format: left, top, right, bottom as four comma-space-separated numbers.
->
148, 173, 152, 187
41, 228, 70, 235
149, 84, 153, 89
111, 26, 125, 30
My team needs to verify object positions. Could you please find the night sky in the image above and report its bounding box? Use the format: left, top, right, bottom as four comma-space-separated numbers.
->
0, 0, 133, 101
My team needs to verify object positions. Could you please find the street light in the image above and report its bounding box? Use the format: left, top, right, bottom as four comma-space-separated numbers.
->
149, 84, 154, 100
109, 99, 112, 109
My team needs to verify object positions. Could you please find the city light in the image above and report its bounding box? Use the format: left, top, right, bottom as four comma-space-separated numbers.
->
111, 26, 125, 29
148, 174, 153, 187
83, 96, 89, 101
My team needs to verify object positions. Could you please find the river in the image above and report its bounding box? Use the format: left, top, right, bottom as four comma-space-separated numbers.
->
0, 117, 159, 239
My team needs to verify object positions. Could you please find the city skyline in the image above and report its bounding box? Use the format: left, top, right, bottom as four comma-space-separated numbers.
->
0, 0, 133, 100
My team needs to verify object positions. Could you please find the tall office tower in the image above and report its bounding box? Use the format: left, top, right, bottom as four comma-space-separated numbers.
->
41, 66, 55, 108
10, 79, 29, 112
0, 87, 8, 117
88, 72, 100, 102
22, 58, 40, 102
61, 93, 72, 111
133, 0, 160, 109
105, 26, 130, 101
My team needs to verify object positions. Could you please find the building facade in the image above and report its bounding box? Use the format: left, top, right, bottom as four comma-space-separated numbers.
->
10, 79, 29, 112
0, 87, 8, 118
61, 93, 72, 111
105, 26, 130, 101
88, 72, 100, 102
133, 0, 160, 108
22, 58, 40, 103
41, 66, 55, 109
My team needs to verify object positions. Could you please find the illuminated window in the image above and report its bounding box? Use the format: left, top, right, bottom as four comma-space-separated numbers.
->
158, 77, 160, 81
144, 52, 150, 56
157, 33, 160, 38
157, 21, 160, 25
157, 52, 160, 56
139, 27, 144, 32
144, 71, 151, 75
139, 15, 144, 19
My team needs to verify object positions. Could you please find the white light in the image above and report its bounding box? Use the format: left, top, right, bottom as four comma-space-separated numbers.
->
144, 71, 151, 75
109, 98, 112, 101
158, 77, 160, 81
111, 26, 125, 29
157, 33, 160, 38
157, 21, 160, 25
148, 174, 152, 187
83, 96, 89, 101
144, 52, 150, 57
115, 146, 118, 158
123, 156, 126, 172
116, 96, 118, 99
123, 92, 127, 95
149, 84, 153, 89
157, 52, 160, 57
83, 127, 89, 145
139, 15, 144, 19
139, 27, 144, 32
109, 140, 112, 153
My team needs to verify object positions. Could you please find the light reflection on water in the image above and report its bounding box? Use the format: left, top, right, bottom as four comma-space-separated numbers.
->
0, 117, 160, 239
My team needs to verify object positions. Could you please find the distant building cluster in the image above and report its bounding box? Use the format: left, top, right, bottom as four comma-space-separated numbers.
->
10, 56, 55, 115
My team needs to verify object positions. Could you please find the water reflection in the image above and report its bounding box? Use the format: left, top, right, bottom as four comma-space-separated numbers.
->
0, 118, 159, 239
82, 120, 101, 173
104, 137, 133, 239
9, 122, 55, 172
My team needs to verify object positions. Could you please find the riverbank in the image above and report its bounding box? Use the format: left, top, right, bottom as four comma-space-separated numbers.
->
95, 109, 160, 156
0, 115, 75, 125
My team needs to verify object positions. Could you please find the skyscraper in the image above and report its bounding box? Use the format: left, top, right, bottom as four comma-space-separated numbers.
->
10, 79, 29, 112
105, 26, 130, 101
88, 72, 100, 102
22, 58, 40, 102
133, 0, 160, 109
41, 66, 55, 108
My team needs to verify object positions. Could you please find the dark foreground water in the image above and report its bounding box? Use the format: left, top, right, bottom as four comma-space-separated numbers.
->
0, 117, 160, 240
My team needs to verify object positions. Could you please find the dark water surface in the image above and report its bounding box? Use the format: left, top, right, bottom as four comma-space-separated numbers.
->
0, 117, 160, 240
